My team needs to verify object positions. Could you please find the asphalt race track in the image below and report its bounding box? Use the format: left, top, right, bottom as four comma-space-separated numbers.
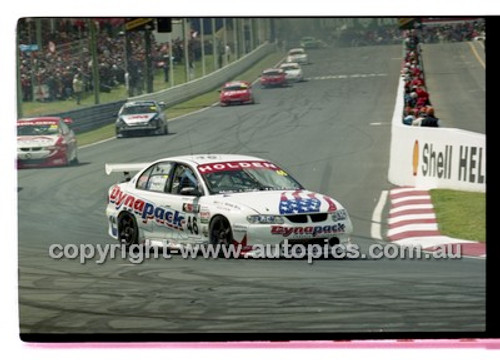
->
18, 43, 486, 337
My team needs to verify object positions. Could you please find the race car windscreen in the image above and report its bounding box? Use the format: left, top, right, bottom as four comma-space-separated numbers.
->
17, 124, 59, 136
199, 162, 303, 194
262, 70, 282, 76
281, 64, 299, 71
223, 83, 249, 91
120, 104, 157, 115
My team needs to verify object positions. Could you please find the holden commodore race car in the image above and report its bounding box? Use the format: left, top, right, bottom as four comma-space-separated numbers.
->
260, 68, 287, 88
17, 117, 79, 168
105, 154, 353, 258
219, 80, 255, 106
279, 62, 304, 82
115, 100, 168, 138
286, 48, 309, 65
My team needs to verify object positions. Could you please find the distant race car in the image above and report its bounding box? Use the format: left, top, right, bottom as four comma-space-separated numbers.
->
219, 80, 255, 106
300, 36, 326, 49
286, 48, 309, 65
105, 154, 353, 258
279, 62, 304, 82
115, 100, 168, 138
17, 117, 79, 168
260, 68, 287, 88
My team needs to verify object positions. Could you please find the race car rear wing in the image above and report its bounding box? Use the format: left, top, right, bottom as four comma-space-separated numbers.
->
105, 163, 150, 179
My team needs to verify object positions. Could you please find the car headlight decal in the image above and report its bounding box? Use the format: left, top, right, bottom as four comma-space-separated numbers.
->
331, 209, 348, 222
247, 215, 285, 224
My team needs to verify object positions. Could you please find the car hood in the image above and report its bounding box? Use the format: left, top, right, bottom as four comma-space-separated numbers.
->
17, 135, 59, 148
212, 190, 342, 215
261, 75, 283, 80
120, 113, 156, 125
284, 69, 302, 76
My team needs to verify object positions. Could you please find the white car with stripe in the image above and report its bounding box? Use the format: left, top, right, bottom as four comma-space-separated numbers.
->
105, 154, 353, 258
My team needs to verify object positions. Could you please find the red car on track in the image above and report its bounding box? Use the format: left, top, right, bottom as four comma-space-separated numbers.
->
219, 80, 255, 106
17, 117, 79, 169
260, 68, 287, 88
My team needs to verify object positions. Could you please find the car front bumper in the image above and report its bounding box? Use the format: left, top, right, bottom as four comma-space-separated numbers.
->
116, 122, 163, 134
17, 147, 67, 168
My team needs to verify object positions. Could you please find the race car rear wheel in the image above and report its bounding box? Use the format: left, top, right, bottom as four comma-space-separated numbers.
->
118, 212, 138, 247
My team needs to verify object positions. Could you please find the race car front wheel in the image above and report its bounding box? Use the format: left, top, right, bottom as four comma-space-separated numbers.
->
209, 215, 235, 257
118, 212, 138, 247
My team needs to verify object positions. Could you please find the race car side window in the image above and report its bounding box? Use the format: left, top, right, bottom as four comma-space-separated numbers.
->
136, 162, 174, 193
170, 164, 200, 195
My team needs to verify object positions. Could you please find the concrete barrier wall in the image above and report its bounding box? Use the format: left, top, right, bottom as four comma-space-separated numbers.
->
388, 77, 486, 192
50, 42, 276, 133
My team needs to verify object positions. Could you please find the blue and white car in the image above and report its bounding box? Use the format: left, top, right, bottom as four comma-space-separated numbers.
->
115, 100, 168, 138
105, 154, 353, 258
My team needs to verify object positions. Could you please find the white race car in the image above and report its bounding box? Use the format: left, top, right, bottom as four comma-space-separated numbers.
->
286, 48, 309, 65
115, 100, 168, 138
279, 62, 304, 82
105, 154, 353, 258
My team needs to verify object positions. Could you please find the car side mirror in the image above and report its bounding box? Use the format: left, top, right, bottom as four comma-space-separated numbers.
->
180, 187, 201, 197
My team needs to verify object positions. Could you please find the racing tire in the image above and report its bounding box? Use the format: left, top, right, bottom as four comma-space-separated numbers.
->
209, 215, 235, 258
63, 149, 71, 167
70, 149, 79, 166
118, 212, 139, 248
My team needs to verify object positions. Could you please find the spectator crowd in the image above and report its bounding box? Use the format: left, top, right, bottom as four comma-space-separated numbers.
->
18, 18, 213, 104
337, 18, 485, 48
398, 19, 485, 127
400, 30, 439, 127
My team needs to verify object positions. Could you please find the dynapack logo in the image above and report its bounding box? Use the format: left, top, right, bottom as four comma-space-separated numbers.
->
109, 186, 185, 229
271, 224, 346, 238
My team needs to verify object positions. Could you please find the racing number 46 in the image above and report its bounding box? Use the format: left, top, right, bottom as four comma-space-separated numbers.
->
186, 216, 199, 235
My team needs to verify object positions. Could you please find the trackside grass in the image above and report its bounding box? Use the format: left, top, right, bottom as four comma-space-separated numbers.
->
74, 51, 286, 146
430, 189, 486, 242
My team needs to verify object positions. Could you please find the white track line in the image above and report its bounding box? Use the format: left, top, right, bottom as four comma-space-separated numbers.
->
370, 190, 388, 240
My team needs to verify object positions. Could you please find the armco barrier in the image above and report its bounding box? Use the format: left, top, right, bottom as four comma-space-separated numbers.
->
48, 100, 126, 134
388, 77, 486, 193
48, 42, 275, 134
